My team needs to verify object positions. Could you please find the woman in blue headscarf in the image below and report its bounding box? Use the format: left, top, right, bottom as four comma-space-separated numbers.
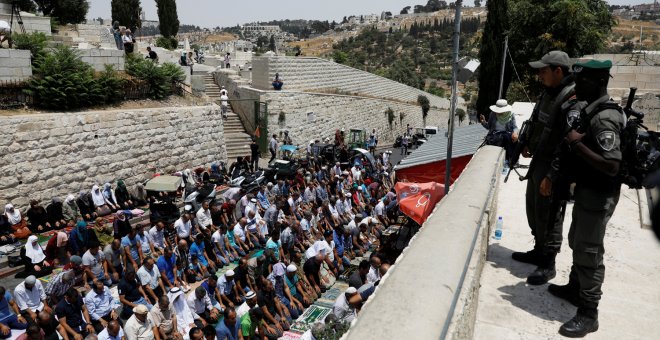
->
69, 221, 98, 256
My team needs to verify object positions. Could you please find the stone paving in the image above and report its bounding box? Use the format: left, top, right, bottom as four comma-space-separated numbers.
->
474, 155, 660, 339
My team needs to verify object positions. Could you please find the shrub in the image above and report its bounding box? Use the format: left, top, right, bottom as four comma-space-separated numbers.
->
96, 64, 124, 104
125, 55, 185, 99
417, 94, 430, 120
12, 32, 49, 60
155, 36, 178, 50
26, 45, 115, 110
385, 107, 395, 129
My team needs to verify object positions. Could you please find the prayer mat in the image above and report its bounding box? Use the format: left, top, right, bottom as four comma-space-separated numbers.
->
280, 331, 303, 339
38, 267, 63, 283
214, 263, 238, 278
290, 304, 332, 333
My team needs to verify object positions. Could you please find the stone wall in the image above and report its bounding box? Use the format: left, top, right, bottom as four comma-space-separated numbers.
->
78, 49, 125, 71
0, 105, 226, 207
0, 12, 51, 36
251, 56, 452, 109
0, 49, 32, 81
583, 53, 660, 96
262, 92, 450, 147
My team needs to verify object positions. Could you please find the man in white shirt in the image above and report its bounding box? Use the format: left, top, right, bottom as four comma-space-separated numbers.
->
14, 276, 51, 322
220, 93, 229, 119
374, 197, 390, 226
187, 286, 219, 324
269, 134, 278, 163
235, 291, 258, 319
233, 218, 253, 250
196, 201, 213, 231
174, 213, 194, 242
82, 242, 112, 287
333, 287, 358, 323
137, 258, 165, 305
246, 210, 266, 246
149, 222, 167, 249
124, 304, 155, 340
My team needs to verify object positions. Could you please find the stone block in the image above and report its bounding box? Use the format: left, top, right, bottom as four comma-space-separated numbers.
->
9, 49, 30, 59
0, 49, 9, 58
100, 50, 113, 57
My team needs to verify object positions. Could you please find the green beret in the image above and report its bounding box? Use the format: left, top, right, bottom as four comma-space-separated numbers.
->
572, 59, 612, 73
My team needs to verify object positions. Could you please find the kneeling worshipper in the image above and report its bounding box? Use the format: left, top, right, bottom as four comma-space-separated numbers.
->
76, 191, 97, 222
17, 236, 52, 279
4, 204, 30, 239
115, 180, 135, 210
93, 217, 115, 246
46, 198, 67, 230
70, 221, 98, 256
169, 287, 200, 335
91, 185, 112, 217
62, 195, 82, 224
26, 200, 51, 233
148, 295, 184, 340
43, 232, 71, 266
102, 183, 120, 211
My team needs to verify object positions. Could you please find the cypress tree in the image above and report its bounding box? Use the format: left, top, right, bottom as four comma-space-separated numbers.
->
476, 0, 511, 117
156, 0, 180, 38
111, 0, 142, 32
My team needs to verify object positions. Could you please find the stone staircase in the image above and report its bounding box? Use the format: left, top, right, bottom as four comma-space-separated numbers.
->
204, 73, 253, 160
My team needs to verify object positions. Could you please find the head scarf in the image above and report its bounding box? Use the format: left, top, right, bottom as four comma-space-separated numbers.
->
25, 235, 46, 264
117, 180, 127, 190
75, 221, 88, 244
102, 183, 115, 202
116, 211, 126, 221
211, 163, 219, 174
168, 288, 195, 334
183, 169, 195, 186
65, 194, 75, 205
56, 232, 68, 247
496, 111, 513, 125
4, 204, 21, 225
134, 183, 146, 200
51, 197, 62, 205
91, 185, 105, 207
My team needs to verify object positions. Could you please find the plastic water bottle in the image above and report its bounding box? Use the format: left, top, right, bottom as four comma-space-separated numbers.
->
495, 216, 503, 240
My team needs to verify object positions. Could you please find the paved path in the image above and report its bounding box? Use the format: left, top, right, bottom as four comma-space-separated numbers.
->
474, 156, 660, 339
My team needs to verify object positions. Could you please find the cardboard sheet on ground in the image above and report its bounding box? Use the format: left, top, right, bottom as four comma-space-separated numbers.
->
395, 182, 445, 224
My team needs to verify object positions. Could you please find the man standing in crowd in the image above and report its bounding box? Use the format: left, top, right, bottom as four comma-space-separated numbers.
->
269, 134, 278, 163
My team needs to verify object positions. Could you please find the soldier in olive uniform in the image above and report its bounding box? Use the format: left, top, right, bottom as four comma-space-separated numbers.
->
551, 60, 624, 337
512, 51, 577, 285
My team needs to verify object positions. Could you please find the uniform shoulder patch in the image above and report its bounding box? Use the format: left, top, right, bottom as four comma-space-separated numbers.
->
596, 130, 616, 151
567, 109, 580, 127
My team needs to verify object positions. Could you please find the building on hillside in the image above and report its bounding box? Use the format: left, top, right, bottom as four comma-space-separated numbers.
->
241, 24, 282, 38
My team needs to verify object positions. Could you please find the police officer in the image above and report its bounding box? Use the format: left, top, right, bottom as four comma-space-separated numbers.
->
512, 51, 576, 285
551, 59, 624, 337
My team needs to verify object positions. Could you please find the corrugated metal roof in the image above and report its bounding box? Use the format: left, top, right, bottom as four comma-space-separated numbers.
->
395, 124, 488, 170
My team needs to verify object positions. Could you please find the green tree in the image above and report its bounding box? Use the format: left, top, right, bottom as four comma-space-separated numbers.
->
417, 95, 431, 123
333, 50, 348, 64
269, 35, 276, 51
506, 0, 615, 99
456, 108, 466, 125
15, 0, 37, 12
156, 0, 179, 38
400, 6, 411, 14
52, 0, 89, 25
111, 0, 142, 32
33, 0, 56, 15
474, 0, 482, 7
476, 0, 510, 116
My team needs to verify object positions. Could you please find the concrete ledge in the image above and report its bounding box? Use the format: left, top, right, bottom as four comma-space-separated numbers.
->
345, 146, 504, 340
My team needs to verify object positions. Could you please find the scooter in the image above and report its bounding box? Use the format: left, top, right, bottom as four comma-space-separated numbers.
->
184, 184, 217, 213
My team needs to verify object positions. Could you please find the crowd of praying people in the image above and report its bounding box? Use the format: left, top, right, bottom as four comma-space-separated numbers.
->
0, 141, 403, 340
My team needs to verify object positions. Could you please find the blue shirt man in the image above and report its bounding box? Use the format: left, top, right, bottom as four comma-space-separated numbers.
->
121, 233, 141, 263
156, 252, 177, 284
215, 308, 240, 340
256, 190, 270, 210
189, 239, 209, 267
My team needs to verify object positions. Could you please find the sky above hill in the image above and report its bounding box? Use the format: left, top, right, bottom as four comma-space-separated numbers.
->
87, 0, 653, 28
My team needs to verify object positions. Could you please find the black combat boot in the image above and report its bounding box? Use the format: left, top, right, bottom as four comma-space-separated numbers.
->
511, 247, 543, 266
526, 250, 556, 285
559, 307, 599, 338
548, 278, 580, 307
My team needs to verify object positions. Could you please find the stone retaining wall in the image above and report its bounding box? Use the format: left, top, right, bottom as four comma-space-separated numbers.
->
0, 105, 226, 207
0, 13, 51, 36
78, 49, 125, 71
0, 49, 32, 81
262, 92, 450, 147
252, 56, 452, 109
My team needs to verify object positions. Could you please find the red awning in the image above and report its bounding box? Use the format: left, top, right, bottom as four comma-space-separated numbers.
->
395, 155, 473, 185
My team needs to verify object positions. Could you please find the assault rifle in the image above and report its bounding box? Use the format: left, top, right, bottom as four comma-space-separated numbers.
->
504, 119, 531, 183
